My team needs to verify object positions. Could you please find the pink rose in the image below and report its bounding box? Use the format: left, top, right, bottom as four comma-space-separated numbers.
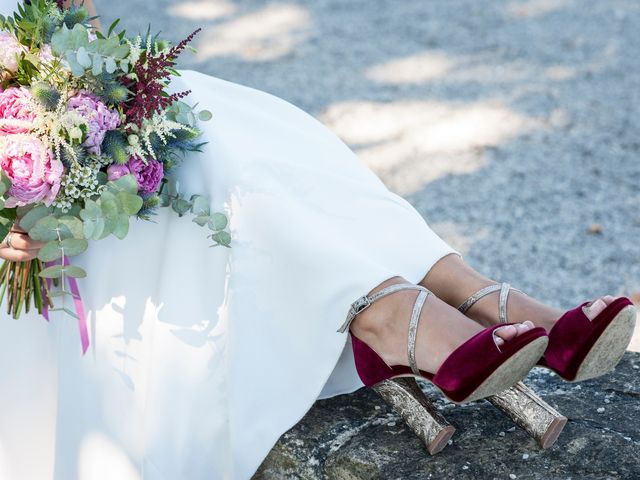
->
127, 156, 164, 194
66, 90, 120, 155
0, 134, 63, 207
0, 31, 24, 73
106, 163, 130, 181
0, 87, 36, 135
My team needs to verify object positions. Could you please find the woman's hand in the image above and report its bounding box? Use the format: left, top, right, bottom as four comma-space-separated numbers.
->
0, 224, 46, 262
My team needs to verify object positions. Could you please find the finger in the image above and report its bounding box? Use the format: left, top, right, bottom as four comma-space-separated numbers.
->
3, 233, 45, 250
0, 248, 37, 262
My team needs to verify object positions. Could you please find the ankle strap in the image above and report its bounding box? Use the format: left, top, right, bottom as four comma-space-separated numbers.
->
457, 282, 523, 324
336, 283, 430, 333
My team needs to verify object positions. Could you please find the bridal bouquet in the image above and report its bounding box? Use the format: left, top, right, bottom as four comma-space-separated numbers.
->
0, 1, 230, 351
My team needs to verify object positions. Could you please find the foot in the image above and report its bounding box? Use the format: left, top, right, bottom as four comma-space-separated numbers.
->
454, 282, 618, 333
349, 276, 537, 375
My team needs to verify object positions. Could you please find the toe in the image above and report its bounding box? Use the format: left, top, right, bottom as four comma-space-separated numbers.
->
495, 324, 518, 342
584, 298, 607, 320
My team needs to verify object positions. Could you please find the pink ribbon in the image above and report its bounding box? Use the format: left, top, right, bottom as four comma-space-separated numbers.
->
41, 256, 89, 355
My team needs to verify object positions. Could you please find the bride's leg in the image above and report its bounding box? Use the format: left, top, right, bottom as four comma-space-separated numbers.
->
417, 253, 614, 331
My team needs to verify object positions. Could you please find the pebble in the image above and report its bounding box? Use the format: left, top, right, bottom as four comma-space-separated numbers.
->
597, 407, 605, 413
509, 474, 517, 479
522, 453, 529, 460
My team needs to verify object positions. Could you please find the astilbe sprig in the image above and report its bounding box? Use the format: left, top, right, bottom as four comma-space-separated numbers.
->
122, 28, 201, 129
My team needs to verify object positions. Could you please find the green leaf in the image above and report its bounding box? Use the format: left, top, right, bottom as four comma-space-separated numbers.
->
29, 216, 60, 242
19, 205, 51, 231
192, 215, 209, 227
190, 195, 210, 216
39, 264, 64, 279
117, 192, 143, 215
37, 241, 63, 262
64, 265, 87, 278
100, 190, 119, 217
172, 198, 191, 216
0, 171, 11, 197
91, 216, 105, 240
60, 238, 88, 256
80, 199, 101, 221
211, 231, 231, 247
110, 173, 138, 194
208, 212, 228, 231
58, 216, 84, 239
198, 110, 213, 122
112, 214, 129, 239
76, 46, 91, 67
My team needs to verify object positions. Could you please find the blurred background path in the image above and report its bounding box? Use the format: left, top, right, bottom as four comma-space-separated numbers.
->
95, 0, 640, 348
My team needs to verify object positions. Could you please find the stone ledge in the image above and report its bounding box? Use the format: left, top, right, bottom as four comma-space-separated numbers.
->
255, 352, 640, 479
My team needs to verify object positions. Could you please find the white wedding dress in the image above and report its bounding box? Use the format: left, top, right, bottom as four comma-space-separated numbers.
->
0, 1, 459, 478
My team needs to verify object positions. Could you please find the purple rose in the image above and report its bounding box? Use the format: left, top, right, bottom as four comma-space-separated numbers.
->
66, 90, 120, 155
106, 163, 130, 181
127, 156, 164, 194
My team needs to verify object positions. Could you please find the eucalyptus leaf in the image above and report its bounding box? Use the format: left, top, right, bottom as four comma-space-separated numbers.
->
110, 174, 138, 194
63, 265, 87, 278
37, 241, 63, 262
58, 216, 84, 239
19, 205, 52, 231
117, 192, 143, 215
211, 231, 231, 247
92, 216, 106, 240
104, 56, 117, 73
60, 238, 88, 256
198, 110, 213, 122
192, 215, 209, 227
208, 212, 228, 231
29, 216, 60, 242
112, 214, 129, 239
190, 195, 210, 216
100, 190, 119, 217
76, 46, 91, 67
39, 264, 64, 279
172, 198, 191, 216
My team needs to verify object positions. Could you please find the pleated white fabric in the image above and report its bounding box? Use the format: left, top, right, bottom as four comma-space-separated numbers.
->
0, 2, 459, 478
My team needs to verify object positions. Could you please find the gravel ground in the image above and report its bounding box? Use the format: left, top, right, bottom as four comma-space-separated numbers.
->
95, 0, 640, 329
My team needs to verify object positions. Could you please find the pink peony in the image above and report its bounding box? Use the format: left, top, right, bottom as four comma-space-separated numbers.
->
0, 134, 63, 207
106, 163, 130, 181
0, 87, 36, 135
0, 31, 24, 73
66, 90, 120, 155
127, 156, 164, 194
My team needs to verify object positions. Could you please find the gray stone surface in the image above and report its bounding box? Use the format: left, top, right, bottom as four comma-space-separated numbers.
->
254, 353, 640, 479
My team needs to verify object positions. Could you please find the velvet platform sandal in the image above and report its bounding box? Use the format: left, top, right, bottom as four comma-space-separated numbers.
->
458, 282, 637, 382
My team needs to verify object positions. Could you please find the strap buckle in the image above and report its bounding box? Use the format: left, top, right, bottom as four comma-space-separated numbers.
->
350, 295, 372, 316
336, 294, 373, 333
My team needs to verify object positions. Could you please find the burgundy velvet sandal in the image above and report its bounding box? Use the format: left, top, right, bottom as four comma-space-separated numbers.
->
336, 282, 548, 404
457, 283, 637, 382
